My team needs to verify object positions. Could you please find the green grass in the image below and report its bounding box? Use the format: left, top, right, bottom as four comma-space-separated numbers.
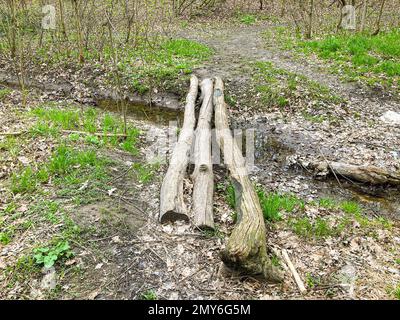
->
290, 217, 334, 239
265, 27, 400, 89
140, 289, 157, 300
132, 162, 160, 184
257, 189, 304, 222
252, 61, 343, 110
0, 231, 12, 245
0, 136, 21, 159
4, 255, 41, 288
10, 145, 108, 195
318, 197, 337, 209
0, 88, 12, 100
289, 197, 393, 240
36, 38, 211, 94
239, 14, 257, 25
340, 201, 361, 215
31, 106, 140, 155
226, 183, 236, 210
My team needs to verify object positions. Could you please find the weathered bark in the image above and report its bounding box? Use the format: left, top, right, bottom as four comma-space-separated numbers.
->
192, 78, 214, 230
213, 77, 282, 282
159, 75, 199, 223
311, 161, 400, 185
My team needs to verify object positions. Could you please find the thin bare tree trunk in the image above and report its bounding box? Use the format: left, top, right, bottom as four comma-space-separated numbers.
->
360, 0, 368, 32
306, 0, 314, 39
373, 0, 386, 35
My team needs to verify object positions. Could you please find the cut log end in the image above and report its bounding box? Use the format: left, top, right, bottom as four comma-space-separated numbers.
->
160, 210, 190, 224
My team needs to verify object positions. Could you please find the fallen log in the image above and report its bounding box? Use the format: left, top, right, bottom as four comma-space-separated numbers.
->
192, 78, 214, 230
159, 75, 199, 223
213, 77, 282, 282
311, 161, 400, 185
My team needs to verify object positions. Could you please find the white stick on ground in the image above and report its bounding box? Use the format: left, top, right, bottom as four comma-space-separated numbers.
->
282, 249, 307, 294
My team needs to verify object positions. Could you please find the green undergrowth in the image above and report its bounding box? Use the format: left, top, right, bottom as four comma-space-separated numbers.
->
30, 104, 140, 154
36, 38, 212, 94
263, 27, 400, 89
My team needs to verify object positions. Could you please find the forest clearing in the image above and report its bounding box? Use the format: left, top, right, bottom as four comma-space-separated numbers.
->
0, 0, 399, 301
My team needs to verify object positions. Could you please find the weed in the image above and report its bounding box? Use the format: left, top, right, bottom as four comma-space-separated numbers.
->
140, 290, 157, 300
318, 197, 337, 209
0, 231, 12, 245
0, 88, 11, 100
306, 273, 321, 289
257, 189, 304, 222
252, 61, 342, 110
11, 166, 38, 194
340, 201, 361, 215
289, 217, 333, 239
33, 240, 73, 268
226, 183, 236, 210
270, 254, 281, 268
132, 162, 159, 184
239, 14, 257, 26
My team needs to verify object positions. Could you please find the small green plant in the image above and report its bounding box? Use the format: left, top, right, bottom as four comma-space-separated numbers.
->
201, 226, 224, 239
290, 217, 333, 239
257, 189, 304, 222
140, 290, 157, 300
226, 183, 236, 210
0, 231, 12, 245
270, 254, 281, 268
11, 166, 38, 194
132, 162, 159, 183
33, 240, 73, 268
340, 201, 361, 215
239, 14, 257, 25
0, 88, 12, 100
306, 273, 321, 289
318, 198, 337, 209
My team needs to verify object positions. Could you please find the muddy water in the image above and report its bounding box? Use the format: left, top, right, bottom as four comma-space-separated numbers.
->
252, 129, 400, 220
96, 99, 184, 126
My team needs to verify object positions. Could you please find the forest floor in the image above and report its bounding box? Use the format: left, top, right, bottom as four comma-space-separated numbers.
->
0, 19, 399, 300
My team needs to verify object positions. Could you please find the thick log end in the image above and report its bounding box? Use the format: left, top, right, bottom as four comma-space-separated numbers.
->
194, 220, 215, 231
160, 210, 190, 224
220, 249, 284, 283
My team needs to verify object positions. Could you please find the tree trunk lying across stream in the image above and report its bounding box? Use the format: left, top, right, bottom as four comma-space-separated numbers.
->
192, 78, 215, 230
213, 77, 282, 282
310, 161, 400, 185
159, 75, 199, 223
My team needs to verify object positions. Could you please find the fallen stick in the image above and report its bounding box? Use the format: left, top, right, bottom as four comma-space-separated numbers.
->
0, 130, 127, 138
62, 130, 127, 138
214, 77, 282, 282
0, 131, 26, 136
311, 161, 400, 185
159, 75, 199, 223
192, 78, 214, 230
282, 249, 307, 294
